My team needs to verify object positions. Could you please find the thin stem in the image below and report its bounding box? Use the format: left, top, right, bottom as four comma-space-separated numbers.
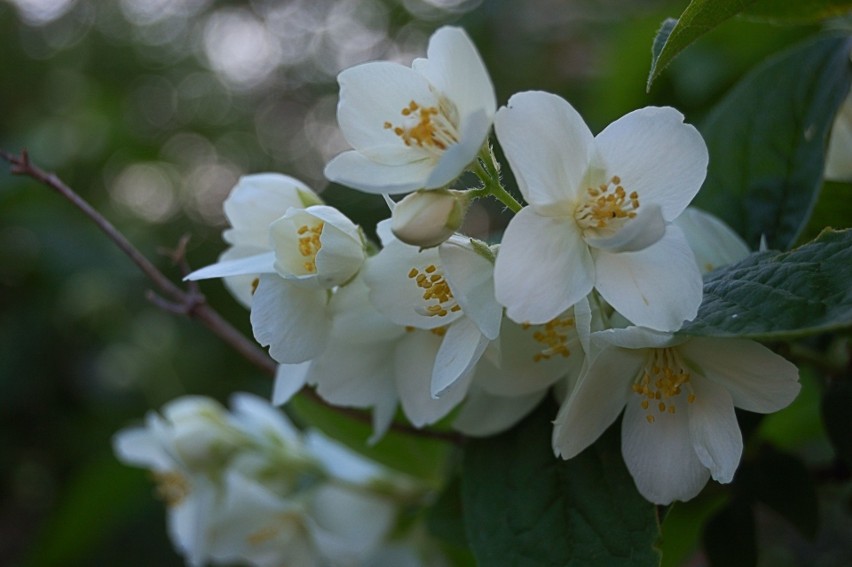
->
1, 149, 463, 445
472, 147, 523, 213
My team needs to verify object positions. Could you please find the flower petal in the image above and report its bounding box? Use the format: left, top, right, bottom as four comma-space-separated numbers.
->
679, 337, 800, 413
453, 386, 545, 437
184, 251, 275, 281
432, 317, 489, 397
495, 91, 594, 209
335, 61, 436, 154
250, 275, 329, 364
309, 340, 396, 409
584, 203, 666, 253
494, 207, 594, 325
272, 361, 310, 405
593, 224, 702, 331
413, 26, 496, 122
674, 207, 751, 274
394, 331, 470, 427
325, 149, 436, 195
595, 106, 708, 221
688, 375, 743, 484
439, 238, 501, 340
552, 347, 640, 459
426, 108, 489, 189
621, 392, 710, 505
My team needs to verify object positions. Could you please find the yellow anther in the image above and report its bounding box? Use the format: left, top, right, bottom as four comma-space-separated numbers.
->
251, 278, 259, 295
526, 314, 575, 363
296, 221, 324, 274
384, 99, 460, 155
574, 174, 641, 232
408, 265, 460, 317
634, 348, 694, 425
408, 268, 418, 278
646, 415, 655, 424
152, 471, 190, 508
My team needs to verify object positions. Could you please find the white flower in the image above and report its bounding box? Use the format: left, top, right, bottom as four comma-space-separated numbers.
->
825, 89, 852, 182
216, 174, 322, 307
112, 397, 237, 566
552, 327, 800, 505
673, 207, 750, 275
493, 91, 707, 331
324, 26, 496, 194
188, 204, 366, 364
362, 233, 502, 398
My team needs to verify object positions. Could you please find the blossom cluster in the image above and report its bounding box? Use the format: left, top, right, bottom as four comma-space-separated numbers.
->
181, 25, 801, 508
113, 394, 442, 567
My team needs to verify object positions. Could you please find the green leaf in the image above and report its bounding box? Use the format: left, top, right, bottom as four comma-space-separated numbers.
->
821, 371, 852, 466
743, 0, 852, 23
462, 400, 661, 567
647, 0, 758, 90
680, 229, 852, 340
694, 35, 852, 250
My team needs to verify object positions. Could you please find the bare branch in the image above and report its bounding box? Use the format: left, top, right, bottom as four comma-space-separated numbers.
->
1, 149, 462, 445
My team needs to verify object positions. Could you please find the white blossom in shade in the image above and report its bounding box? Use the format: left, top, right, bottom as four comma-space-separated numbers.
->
216, 174, 322, 307
825, 89, 852, 182
112, 397, 239, 566
552, 326, 801, 505
361, 234, 502, 398
493, 91, 707, 331
273, 275, 473, 440
673, 207, 750, 275
187, 204, 366, 364
324, 26, 496, 194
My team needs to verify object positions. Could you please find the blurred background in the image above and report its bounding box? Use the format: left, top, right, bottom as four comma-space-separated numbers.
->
0, 0, 839, 565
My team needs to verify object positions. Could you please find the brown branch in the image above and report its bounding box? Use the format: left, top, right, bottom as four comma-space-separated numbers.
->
1, 149, 462, 445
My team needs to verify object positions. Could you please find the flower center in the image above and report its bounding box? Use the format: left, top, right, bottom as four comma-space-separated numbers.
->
408, 264, 461, 317
632, 348, 695, 424
297, 221, 324, 273
152, 471, 190, 507
574, 175, 640, 233
384, 98, 460, 158
522, 315, 575, 362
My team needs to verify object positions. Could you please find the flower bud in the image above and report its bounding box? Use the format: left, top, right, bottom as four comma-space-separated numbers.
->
391, 189, 467, 248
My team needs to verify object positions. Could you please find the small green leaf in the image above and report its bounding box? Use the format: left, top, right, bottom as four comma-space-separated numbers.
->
702, 500, 756, 567
680, 229, 852, 340
694, 34, 852, 250
647, 0, 758, 90
462, 400, 661, 567
821, 372, 852, 466
743, 0, 852, 23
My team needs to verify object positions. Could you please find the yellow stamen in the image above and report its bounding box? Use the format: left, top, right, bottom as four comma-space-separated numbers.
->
632, 348, 695, 425
526, 315, 574, 363
384, 98, 460, 157
297, 221, 324, 273
574, 175, 640, 232
408, 264, 460, 317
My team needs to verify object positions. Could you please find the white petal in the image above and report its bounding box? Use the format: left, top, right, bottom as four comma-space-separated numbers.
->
595, 106, 708, 221
593, 224, 702, 331
113, 426, 172, 470
453, 386, 545, 437
304, 431, 386, 485
306, 485, 395, 563
592, 326, 681, 350
584, 203, 666, 253
218, 246, 267, 309
328, 276, 404, 344
394, 331, 470, 427
432, 317, 489, 397
324, 150, 435, 195
335, 61, 437, 155
688, 375, 743, 484
368, 390, 398, 446
439, 238, 501, 339
230, 392, 302, 444
223, 173, 318, 245
426, 108, 490, 189
674, 207, 750, 274
552, 347, 640, 459
415, 26, 496, 121
495, 91, 594, 209
494, 207, 594, 324
250, 276, 329, 364
362, 241, 462, 329
621, 394, 710, 505
272, 361, 310, 405
679, 338, 800, 413
184, 251, 275, 281
309, 340, 396, 409
825, 91, 852, 182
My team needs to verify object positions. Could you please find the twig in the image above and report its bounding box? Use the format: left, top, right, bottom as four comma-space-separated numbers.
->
1, 149, 462, 445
